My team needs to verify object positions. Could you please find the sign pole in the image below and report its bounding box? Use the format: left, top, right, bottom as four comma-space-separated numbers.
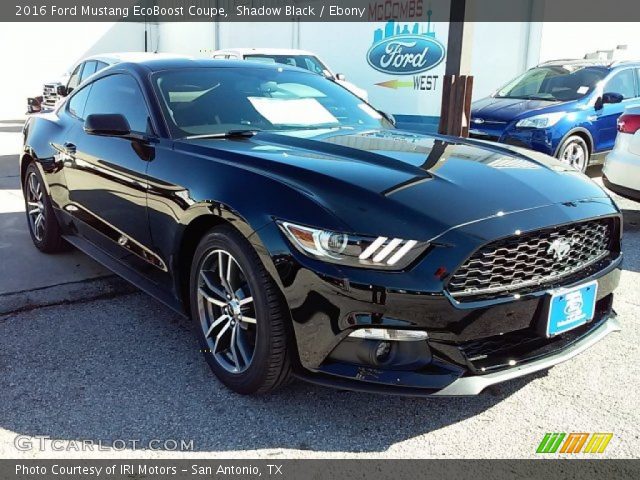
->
439, 0, 474, 137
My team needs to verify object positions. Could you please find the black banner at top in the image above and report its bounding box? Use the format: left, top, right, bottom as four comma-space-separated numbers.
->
7, 0, 640, 22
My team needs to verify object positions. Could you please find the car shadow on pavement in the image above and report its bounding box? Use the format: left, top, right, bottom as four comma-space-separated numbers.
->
0, 126, 23, 134
0, 292, 542, 454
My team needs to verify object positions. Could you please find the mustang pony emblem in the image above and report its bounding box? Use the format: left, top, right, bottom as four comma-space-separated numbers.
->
547, 238, 572, 261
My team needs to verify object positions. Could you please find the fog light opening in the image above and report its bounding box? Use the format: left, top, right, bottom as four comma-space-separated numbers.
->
374, 341, 392, 363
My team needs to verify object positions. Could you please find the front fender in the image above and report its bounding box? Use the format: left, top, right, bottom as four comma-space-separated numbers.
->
145, 143, 348, 301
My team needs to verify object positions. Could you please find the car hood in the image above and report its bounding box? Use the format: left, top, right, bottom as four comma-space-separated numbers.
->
471, 97, 565, 123
181, 128, 610, 240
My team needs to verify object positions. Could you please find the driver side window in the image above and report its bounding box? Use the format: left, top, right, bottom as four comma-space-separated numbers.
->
83, 74, 151, 134
605, 70, 637, 99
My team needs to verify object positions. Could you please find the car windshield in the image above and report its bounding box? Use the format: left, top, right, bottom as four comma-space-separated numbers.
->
244, 54, 330, 76
153, 67, 387, 138
496, 66, 608, 101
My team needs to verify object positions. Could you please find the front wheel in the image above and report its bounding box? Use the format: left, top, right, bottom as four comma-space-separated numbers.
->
189, 225, 292, 394
557, 135, 589, 172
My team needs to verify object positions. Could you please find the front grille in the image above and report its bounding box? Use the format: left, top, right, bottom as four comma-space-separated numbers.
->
469, 132, 500, 142
448, 218, 614, 299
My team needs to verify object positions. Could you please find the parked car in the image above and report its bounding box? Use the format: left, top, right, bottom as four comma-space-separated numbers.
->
603, 108, 640, 200
211, 48, 368, 100
21, 57, 622, 396
470, 59, 640, 172
27, 52, 183, 113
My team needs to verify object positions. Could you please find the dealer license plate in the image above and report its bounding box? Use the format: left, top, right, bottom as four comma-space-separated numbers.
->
547, 280, 598, 337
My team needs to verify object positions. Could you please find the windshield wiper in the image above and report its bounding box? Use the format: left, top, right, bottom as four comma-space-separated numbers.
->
523, 95, 556, 101
275, 124, 353, 131
184, 129, 260, 140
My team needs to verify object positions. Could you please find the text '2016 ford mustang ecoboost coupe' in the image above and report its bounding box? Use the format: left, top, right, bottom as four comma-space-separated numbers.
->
21, 58, 622, 396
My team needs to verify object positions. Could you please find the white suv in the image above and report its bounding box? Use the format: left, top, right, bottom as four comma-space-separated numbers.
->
603, 108, 640, 201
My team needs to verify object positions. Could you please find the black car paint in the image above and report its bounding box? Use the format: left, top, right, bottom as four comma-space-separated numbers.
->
21, 59, 622, 394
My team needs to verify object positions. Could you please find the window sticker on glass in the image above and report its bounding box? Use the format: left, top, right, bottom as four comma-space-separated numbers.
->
248, 97, 338, 126
358, 103, 383, 119
577, 86, 589, 94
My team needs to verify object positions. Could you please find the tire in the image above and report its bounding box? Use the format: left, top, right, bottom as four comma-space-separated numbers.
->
189, 225, 292, 394
23, 162, 67, 253
557, 135, 590, 172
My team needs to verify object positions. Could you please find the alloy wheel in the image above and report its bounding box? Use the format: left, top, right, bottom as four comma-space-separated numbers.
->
561, 141, 587, 171
196, 249, 257, 373
26, 172, 46, 241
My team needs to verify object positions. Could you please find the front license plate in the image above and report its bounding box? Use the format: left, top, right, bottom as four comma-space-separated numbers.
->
547, 280, 598, 337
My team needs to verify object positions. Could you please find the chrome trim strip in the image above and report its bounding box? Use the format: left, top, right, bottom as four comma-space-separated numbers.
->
433, 314, 620, 396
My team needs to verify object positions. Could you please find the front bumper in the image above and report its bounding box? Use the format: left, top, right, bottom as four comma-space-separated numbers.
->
294, 310, 620, 396
433, 312, 620, 395
253, 202, 622, 396
469, 125, 559, 156
292, 263, 620, 396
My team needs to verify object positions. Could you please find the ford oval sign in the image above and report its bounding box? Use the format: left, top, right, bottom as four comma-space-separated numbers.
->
367, 35, 446, 75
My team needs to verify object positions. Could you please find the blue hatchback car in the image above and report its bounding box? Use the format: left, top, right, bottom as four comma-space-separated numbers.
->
470, 59, 640, 171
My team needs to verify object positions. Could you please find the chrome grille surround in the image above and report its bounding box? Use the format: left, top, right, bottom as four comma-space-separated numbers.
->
448, 218, 613, 299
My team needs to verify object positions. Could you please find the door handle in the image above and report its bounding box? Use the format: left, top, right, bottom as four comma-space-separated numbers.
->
62, 142, 76, 155
59, 142, 77, 168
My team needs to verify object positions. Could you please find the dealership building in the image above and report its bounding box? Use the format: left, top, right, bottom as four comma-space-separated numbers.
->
2, 1, 639, 123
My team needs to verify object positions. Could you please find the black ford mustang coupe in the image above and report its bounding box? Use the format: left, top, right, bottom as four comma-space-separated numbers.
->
21, 58, 622, 395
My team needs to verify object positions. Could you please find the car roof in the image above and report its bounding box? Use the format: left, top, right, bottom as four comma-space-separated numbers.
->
212, 48, 316, 57
82, 52, 191, 65
537, 58, 640, 69
114, 56, 309, 73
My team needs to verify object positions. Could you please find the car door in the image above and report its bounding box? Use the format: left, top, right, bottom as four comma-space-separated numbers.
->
595, 68, 638, 152
60, 73, 159, 272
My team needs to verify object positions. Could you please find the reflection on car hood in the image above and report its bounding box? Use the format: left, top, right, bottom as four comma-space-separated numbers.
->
471, 97, 564, 122
181, 128, 610, 239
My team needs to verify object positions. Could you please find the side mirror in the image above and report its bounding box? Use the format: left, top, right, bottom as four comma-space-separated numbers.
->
84, 114, 131, 137
596, 92, 624, 110
603, 92, 624, 104
335, 73, 346, 81
56, 85, 68, 97
378, 110, 396, 127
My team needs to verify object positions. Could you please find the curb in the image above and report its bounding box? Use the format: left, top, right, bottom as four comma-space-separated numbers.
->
0, 275, 138, 316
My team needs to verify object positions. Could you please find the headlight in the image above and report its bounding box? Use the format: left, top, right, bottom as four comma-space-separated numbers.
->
516, 112, 566, 129
278, 221, 427, 270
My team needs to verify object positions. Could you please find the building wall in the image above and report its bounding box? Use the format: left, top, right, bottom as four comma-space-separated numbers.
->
0, 22, 146, 119
539, 22, 640, 62
156, 22, 215, 56
470, 22, 542, 100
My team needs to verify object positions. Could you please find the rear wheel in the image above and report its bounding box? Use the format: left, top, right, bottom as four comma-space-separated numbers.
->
23, 163, 66, 253
557, 135, 589, 172
190, 225, 292, 394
